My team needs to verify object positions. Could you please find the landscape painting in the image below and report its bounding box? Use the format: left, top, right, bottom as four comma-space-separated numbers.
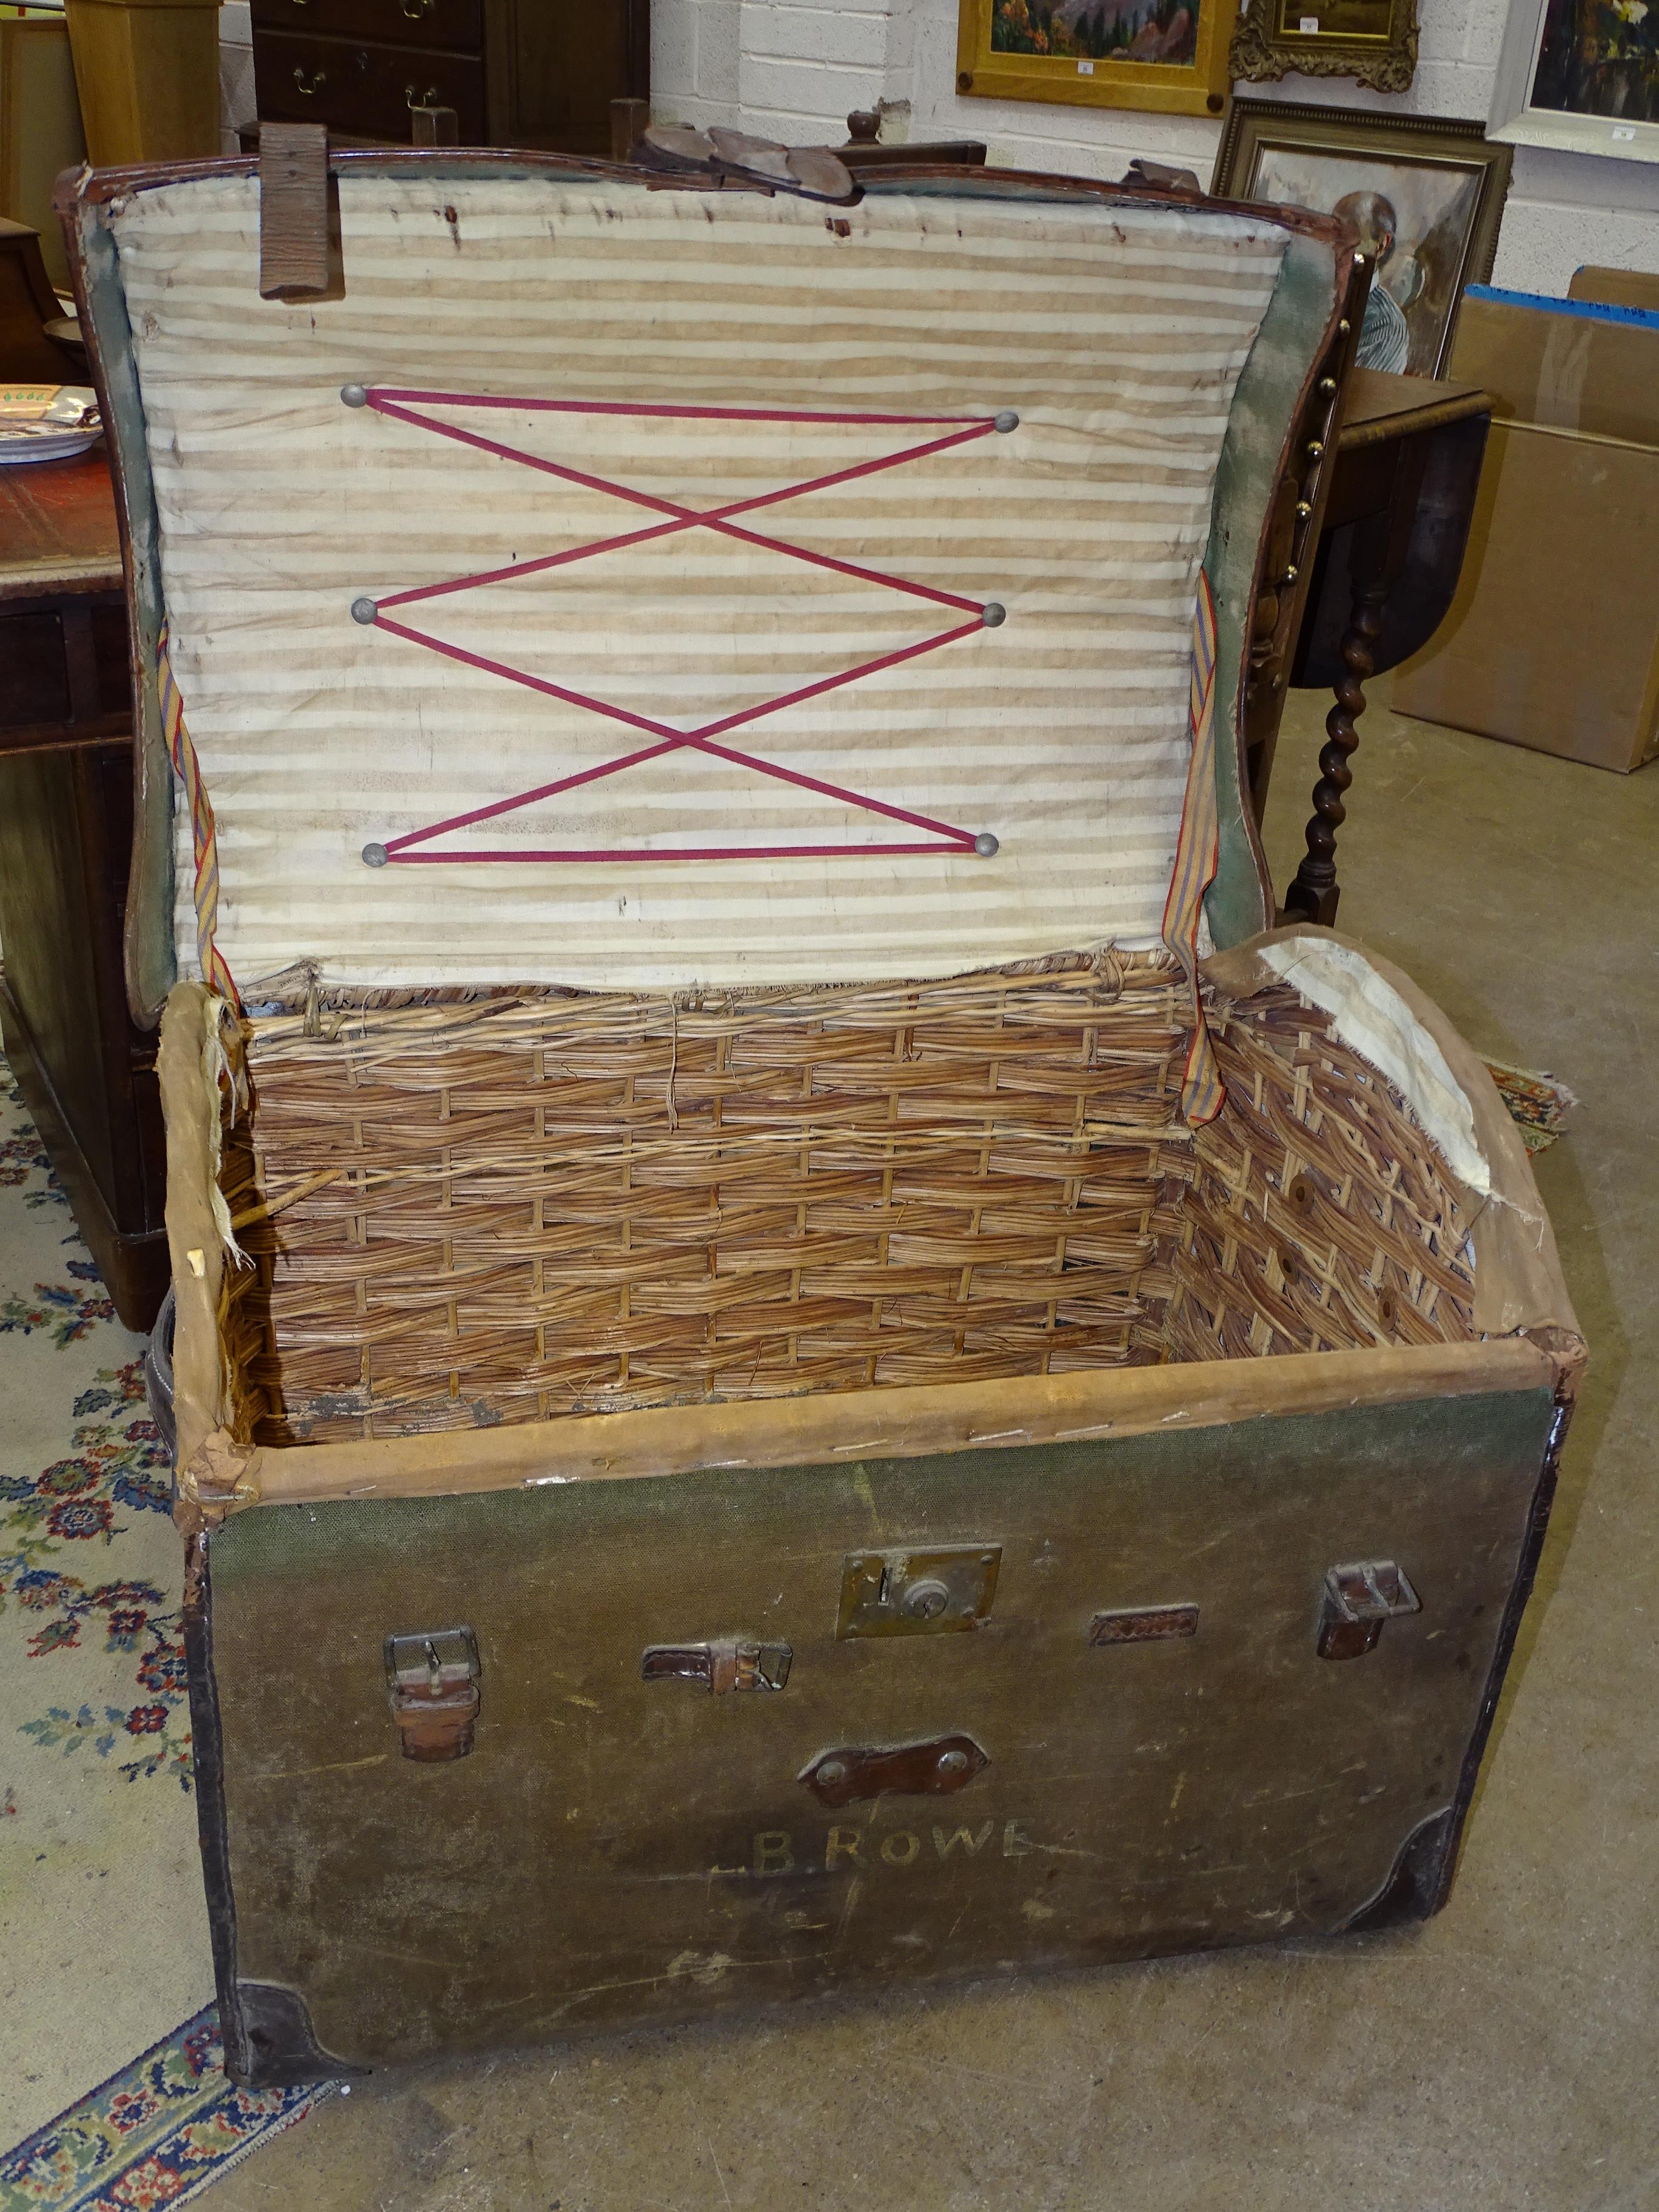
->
958, 0, 1232, 114
991, 0, 1199, 68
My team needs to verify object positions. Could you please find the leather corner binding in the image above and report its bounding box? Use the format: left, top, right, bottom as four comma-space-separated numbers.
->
1341, 1387, 1571, 1937
183, 1533, 243, 2071
187, 1535, 369, 2088
227, 1982, 369, 2090
1338, 1808, 1455, 1933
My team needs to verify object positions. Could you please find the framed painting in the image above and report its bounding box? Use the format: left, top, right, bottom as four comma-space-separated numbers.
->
1230, 0, 1419, 95
1489, 0, 1659, 163
954, 0, 1233, 117
1212, 101, 1514, 377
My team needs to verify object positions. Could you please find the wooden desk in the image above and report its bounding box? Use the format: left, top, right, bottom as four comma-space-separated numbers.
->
1275, 369, 1493, 924
0, 447, 169, 1330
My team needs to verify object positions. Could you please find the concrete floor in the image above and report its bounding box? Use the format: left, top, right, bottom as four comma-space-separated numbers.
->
210, 690, 1658, 2212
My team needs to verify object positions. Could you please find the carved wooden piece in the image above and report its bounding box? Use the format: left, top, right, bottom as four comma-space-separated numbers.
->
1239, 249, 1370, 833
257, 122, 331, 300
1290, 399, 1490, 693
1282, 432, 1429, 925
839, 112, 989, 168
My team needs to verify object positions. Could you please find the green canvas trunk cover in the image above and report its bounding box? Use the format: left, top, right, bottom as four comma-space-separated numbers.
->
203, 1384, 1552, 2068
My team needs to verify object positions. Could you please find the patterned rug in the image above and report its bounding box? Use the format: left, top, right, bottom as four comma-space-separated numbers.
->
0, 1067, 332, 2204
0, 2011, 332, 2211
1480, 1059, 1579, 1154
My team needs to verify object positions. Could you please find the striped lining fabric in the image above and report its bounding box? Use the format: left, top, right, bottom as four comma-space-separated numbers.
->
108, 175, 1289, 991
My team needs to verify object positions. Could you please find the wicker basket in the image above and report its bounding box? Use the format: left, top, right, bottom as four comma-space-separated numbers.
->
216, 953, 1476, 1447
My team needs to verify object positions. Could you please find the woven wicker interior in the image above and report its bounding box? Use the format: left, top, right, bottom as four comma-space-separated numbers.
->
219, 955, 1478, 1447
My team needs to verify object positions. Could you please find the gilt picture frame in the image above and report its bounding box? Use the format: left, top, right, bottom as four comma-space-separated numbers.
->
1489, 0, 1659, 164
1212, 101, 1513, 377
1230, 0, 1419, 95
954, 0, 1234, 118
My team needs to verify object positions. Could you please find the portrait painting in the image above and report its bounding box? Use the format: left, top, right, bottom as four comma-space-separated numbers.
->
1212, 104, 1514, 378
1253, 150, 1481, 375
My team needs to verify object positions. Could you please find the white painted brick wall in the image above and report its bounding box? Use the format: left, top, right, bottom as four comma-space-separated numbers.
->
649, 0, 1659, 289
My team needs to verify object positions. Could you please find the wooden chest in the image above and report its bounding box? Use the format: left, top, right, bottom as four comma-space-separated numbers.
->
62, 142, 1582, 2085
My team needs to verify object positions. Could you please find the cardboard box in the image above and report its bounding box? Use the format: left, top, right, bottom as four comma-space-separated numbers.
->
1569, 265, 1659, 315
1393, 285, 1659, 774
1393, 420, 1659, 774
1449, 283, 1659, 448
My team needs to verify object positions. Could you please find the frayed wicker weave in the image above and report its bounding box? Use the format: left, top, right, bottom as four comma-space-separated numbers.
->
218, 953, 1476, 1445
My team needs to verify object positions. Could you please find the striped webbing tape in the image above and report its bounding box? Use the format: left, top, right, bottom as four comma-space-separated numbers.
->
1161, 571, 1225, 1127
157, 626, 240, 1010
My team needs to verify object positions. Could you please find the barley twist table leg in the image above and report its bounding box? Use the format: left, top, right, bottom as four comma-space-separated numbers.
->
1282, 580, 1387, 928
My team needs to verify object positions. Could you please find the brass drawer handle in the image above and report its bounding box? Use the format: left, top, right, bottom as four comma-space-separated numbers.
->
292, 64, 326, 93
401, 0, 435, 16
406, 80, 440, 106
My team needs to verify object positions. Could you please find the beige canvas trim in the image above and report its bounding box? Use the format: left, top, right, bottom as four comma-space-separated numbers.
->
157, 982, 257, 1526
236, 1336, 1555, 1511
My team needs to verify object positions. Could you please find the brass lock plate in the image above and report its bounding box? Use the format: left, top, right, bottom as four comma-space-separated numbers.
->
837, 1545, 1000, 1638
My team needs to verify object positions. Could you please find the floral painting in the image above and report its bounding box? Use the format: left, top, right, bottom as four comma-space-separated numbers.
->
1532, 0, 1659, 121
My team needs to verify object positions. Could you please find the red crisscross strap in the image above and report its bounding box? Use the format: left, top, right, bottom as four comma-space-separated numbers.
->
349, 390, 1007, 863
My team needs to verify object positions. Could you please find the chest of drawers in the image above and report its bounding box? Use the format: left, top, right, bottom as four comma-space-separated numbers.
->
252, 0, 646, 155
